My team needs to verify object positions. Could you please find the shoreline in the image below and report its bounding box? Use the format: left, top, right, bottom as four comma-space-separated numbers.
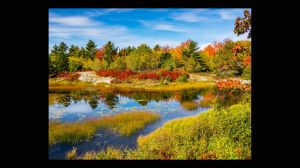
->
49, 80, 216, 92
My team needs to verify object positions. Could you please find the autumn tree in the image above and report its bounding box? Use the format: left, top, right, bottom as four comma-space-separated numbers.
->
234, 10, 251, 38
96, 47, 105, 61
125, 44, 160, 70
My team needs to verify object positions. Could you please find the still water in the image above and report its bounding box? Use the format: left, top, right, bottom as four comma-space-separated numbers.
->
49, 87, 243, 159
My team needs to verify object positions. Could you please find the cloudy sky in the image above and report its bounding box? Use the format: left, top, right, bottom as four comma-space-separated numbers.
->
49, 8, 250, 52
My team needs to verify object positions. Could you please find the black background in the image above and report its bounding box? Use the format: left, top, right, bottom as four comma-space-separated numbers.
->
4, 0, 291, 164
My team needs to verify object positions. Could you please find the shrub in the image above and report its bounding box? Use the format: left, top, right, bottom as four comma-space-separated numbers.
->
165, 76, 172, 82
176, 74, 189, 83
242, 65, 251, 80
184, 57, 201, 73
68, 56, 83, 72
216, 79, 251, 92
97, 70, 135, 81
137, 72, 161, 80
56, 72, 80, 81
110, 57, 126, 70
160, 70, 182, 81
161, 59, 177, 71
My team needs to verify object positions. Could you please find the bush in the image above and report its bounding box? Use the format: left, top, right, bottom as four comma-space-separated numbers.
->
56, 72, 80, 81
137, 72, 161, 80
97, 70, 135, 81
184, 58, 202, 73
161, 59, 177, 71
110, 57, 126, 70
161, 70, 182, 81
135, 103, 251, 160
69, 56, 83, 72
176, 74, 189, 83
242, 65, 251, 80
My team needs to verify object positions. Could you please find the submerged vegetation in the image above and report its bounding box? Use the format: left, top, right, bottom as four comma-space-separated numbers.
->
69, 100, 251, 160
49, 111, 160, 146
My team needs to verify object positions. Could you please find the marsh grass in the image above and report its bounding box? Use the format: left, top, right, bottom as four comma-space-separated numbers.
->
75, 102, 251, 160
181, 101, 199, 111
49, 111, 160, 146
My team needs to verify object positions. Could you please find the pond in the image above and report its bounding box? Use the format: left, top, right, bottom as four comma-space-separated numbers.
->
48, 87, 244, 159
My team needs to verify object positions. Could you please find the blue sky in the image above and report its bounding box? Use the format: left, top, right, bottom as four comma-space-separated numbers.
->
49, 8, 250, 52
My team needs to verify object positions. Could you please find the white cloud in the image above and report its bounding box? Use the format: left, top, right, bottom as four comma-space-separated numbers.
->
153, 24, 185, 32
218, 9, 244, 20
85, 8, 135, 17
139, 20, 186, 32
172, 12, 207, 22
49, 15, 98, 26
49, 25, 129, 39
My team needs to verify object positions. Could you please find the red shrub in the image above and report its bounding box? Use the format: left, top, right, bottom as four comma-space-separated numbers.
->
97, 70, 135, 81
160, 70, 182, 81
216, 79, 251, 91
57, 72, 80, 81
137, 72, 161, 80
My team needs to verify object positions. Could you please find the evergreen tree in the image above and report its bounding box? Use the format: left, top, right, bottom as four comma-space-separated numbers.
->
103, 41, 118, 65
85, 40, 97, 60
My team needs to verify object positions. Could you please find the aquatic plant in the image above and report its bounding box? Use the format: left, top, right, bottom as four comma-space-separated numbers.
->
49, 111, 160, 146
66, 147, 77, 160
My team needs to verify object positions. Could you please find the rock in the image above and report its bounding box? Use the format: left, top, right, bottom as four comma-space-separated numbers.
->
77, 71, 114, 84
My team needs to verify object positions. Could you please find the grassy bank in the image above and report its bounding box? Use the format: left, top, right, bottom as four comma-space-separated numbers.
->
49, 78, 215, 92
49, 111, 160, 146
71, 102, 251, 160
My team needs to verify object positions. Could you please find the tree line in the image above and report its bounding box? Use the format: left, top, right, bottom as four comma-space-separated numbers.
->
49, 10, 251, 79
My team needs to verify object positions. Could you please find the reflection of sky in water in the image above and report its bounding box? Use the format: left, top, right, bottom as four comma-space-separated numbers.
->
49, 95, 209, 122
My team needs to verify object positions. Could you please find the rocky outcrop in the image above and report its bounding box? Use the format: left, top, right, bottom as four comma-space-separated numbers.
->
77, 71, 114, 84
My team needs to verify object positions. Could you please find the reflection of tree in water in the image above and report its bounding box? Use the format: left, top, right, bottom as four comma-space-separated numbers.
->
213, 88, 244, 108
126, 92, 172, 106
57, 94, 72, 107
100, 93, 119, 109
181, 101, 199, 111
54, 90, 100, 109
179, 88, 213, 111
88, 95, 99, 110
180, 89, 201, 102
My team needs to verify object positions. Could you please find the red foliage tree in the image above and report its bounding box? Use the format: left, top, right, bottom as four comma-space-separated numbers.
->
96, 47, 105, 61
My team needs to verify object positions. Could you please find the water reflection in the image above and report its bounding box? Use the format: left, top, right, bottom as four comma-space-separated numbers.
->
49, 87, 245, 113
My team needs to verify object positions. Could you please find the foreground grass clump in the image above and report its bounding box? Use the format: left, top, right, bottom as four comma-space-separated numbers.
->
135, 103, 251, 160
76, 102, 250, 160
49, 111, 160, 146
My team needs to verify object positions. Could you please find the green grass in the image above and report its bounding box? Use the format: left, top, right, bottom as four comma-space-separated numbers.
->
49, 111, 160, 146
73, 102, 251, 160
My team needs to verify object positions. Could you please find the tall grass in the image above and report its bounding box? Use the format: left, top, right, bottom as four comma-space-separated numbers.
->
49, 111, 160, 146
75, 102, 251, 160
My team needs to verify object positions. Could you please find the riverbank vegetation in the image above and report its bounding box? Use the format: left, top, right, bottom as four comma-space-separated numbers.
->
49, 111, 160, 146
69, 97, 251, 160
